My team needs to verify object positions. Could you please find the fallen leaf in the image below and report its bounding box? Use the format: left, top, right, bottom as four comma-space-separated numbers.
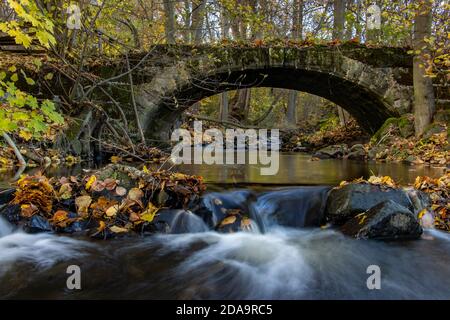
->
52, 210, 68, 222
75, 195, 92, 217
220, 215, 236, 226
91, 180, 106, 192
127, 188, 144, 201
115, 186, 127, 196
110, 156, 122, 164
58, 183, 72, 199
97, 220, 106, 233
106, 205, 119, 217
20, 203, 38, 217
129, 211, 140, 222
140, 202, 159, 222
85, 175, 97, 190
110, 225, 128, 233
104, 178, 118, 191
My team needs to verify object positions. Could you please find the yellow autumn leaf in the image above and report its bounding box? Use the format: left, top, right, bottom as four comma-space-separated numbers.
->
58, 183, 72, 199
106, 205, 119, 217
140, 202, 159, 222
110, 225, 129, 233
418, 208, 427, 219
143, 165, 149, 173
19, 130, 33, 141
85, 175, 96, 190
220, 215, 236, 226
110, 156, 122, 163
97, 220, 106, 233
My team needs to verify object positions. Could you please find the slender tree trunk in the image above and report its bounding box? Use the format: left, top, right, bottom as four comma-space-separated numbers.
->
220, 92, 229, 121
286, 0, 303, 127
183, 0, 191, 42
219, 6, 230, 121
332, 0, 345, 40
345, 0, 354, 40
2, 132, 26, 167
366, 0, 381, 43
333, 0, 349, 125
229, 0, 251, 123
191, 0, 207, 44
163, 0, 176, 44
413, 0, 435, 136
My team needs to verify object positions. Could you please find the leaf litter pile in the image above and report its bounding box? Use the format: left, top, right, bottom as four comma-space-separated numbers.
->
2, 164, 205, 238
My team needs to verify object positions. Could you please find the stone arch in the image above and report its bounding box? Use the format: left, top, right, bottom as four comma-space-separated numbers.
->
133, 45, 413, 141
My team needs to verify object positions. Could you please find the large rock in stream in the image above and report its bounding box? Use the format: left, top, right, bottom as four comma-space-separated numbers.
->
253, 186, 331, 229
325, 183, 414, 225
341, 200, 423, 240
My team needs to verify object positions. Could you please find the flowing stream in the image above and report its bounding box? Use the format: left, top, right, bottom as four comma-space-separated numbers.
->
0, 154, 448, 299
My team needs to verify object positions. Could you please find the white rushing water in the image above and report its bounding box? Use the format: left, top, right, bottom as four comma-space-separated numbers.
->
1, 212, 450, 299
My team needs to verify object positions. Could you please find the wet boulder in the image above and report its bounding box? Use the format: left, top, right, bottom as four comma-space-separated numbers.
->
253, 186, 331, 229
341, 200, 423, 240
313, 144, 348, 159
0, 188, 15, 205
326, 183, 413, 225
193, 190, 256, 228
153, 209, 209, 234
347, 144, 366, 160
0, 204, 21, 224
24, 215, 52, 233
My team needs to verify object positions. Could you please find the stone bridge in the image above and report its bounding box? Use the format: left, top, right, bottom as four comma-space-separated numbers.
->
117, 44, 418, 141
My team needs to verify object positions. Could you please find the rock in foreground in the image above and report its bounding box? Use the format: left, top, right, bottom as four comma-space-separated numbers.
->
341, 200, 422, 240
326, 183, 413, 225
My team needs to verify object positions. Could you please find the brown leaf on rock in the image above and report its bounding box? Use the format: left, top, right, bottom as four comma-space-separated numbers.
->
52, 210, 68, 222
75, 195, 92, 217
127, 188, 144, 201
220, 215, 236, 227
20, 203, 38, 217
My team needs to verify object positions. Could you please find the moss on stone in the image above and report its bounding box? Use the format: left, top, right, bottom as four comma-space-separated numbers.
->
371, 117, 401, 143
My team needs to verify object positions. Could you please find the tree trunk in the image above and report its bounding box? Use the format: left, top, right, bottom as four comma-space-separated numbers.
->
286, 0, 303, 127
333, 0, 349, 125
163, 0, 176, 44
191, 0, 207, 44
2, 132, 26, 167
332, 0, 345, 40
413, 0, 435, 136
366, 1, 381, 43
219, 6, 230, 121
183, 0, 191, 42
220, 92, 229, 121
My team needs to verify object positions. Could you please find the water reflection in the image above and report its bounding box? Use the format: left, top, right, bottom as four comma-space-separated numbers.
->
0, 153, 446, 189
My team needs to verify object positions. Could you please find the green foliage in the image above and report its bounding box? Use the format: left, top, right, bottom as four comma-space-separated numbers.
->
0, 0, 56, 49
0, 67, 64, 141
318, 114, 339, 132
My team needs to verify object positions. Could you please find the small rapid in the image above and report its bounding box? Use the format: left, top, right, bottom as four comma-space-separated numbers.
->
0, 186, 450, 299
